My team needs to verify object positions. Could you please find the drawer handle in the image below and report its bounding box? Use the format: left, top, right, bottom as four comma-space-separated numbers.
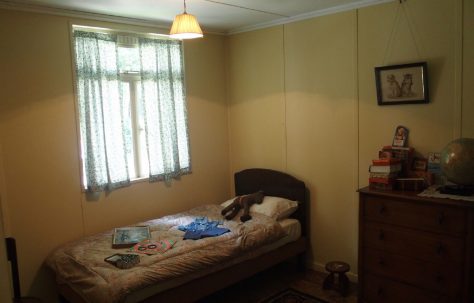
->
377, 287, 384, 296
378, 205, 386, 215
435, 274, 444, 283
378, 231, 385, 240
436, 243, 444, 255
378, 258, 385, 266
438, 213, 445, 225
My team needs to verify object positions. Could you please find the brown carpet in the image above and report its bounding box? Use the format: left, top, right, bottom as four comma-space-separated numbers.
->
260, 288, 328, 303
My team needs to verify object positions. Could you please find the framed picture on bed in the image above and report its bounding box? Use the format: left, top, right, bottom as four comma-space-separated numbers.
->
112, 226, 151, 248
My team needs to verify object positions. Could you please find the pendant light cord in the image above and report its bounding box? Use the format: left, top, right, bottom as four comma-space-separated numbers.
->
184, 0, 187, 13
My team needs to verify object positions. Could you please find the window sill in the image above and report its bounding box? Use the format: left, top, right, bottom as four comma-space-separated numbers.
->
130, 176, 149, 184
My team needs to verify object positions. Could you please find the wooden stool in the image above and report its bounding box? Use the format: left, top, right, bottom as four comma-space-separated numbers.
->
322, 261, 350, 296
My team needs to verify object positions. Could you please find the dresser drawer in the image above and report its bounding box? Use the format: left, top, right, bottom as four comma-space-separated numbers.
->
363, 195, 466, 235
364, 222, 465, 264
364, 249, 462, 296
363, 273, 453, 303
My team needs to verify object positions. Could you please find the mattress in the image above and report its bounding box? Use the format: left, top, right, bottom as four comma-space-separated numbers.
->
48, 205, 292, 303
124, 218, 301, 303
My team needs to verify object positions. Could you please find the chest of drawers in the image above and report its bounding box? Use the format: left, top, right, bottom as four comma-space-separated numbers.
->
358, 187, 474, 303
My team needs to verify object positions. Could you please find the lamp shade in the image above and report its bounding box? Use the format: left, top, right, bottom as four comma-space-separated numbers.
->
170, 13, 203, 39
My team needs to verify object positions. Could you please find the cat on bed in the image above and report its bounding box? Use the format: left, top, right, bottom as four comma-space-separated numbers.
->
221, 190, 265, 222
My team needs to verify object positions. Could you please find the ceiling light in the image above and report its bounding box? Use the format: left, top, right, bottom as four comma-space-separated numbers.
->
170, 0, 203, 39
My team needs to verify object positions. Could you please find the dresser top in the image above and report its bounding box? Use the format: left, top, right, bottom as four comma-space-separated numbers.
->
358, 186, 474, 209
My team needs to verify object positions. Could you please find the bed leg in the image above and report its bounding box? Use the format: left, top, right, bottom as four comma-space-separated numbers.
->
59, 295, 70, 303
297, 253, 306, 272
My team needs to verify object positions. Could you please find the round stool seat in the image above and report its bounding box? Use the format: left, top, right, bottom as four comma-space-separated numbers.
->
325, 261, 350, 274
323, 261, 350, 297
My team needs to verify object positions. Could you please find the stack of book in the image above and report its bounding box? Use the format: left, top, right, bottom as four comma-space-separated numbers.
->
380, 145, 414, 174
369, 158, 402, 190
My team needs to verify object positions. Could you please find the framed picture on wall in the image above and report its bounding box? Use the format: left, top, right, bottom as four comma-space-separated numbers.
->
375, 62, 429, 105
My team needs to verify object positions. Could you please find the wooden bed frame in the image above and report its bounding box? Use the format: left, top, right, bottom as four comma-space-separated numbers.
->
58, 168, 308, 303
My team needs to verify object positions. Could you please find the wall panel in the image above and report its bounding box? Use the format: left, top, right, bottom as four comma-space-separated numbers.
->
284, 11, 358, 273
226, 27, 286, 178
227, 0, 466, 278
358, 0, 459, 186
462, 0, 474, 137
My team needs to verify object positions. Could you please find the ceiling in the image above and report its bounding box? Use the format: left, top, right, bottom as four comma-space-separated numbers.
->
2, 0, 393, 34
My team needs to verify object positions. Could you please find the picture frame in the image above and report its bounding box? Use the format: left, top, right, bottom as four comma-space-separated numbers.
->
392, 125, 409, 147
112, 226, 151, 248
428, 152, 441, 164
427, 152, 441, 174
412, 157, 428, 171
375, 62, 429, 105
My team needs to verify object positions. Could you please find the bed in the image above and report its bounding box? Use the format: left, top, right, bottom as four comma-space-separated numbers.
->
48, 168, 308, 303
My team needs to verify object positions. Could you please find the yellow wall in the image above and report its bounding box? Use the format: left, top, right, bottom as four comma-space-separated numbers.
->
0, 0, 472, 300
226, 27, 286, 176
358, 0, 463, 182
284, 11, 358, 272
0, 9, 229, 301
463, 0, 474, 137
227, 0, 471, 277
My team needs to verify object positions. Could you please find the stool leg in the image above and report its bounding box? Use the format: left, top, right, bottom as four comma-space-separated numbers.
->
323, 273, 334, 290
338, 273, 350, 296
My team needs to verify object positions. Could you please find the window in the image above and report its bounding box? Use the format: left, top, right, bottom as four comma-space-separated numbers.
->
73, 28, 190, 192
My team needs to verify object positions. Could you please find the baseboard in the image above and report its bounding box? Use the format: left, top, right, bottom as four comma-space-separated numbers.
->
309, 261, 358, 283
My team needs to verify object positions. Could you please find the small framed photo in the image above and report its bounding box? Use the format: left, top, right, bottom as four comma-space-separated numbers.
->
392, 125, 409, 147
375, 62, 429, 105
428, 152, 441, 164
412, 158, 428, 171
112, 226, 151, 248
428, 152, 441, 173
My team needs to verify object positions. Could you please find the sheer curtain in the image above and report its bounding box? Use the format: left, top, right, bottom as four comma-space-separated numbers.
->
73, 29, 191, 192
138, 38, 191, 182
74, 31, 131, 191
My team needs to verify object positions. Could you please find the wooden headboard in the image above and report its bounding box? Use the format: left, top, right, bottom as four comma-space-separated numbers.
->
234, 168, 308, 236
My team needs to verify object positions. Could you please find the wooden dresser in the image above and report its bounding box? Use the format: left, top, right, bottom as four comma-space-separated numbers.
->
358, 187, 474, 303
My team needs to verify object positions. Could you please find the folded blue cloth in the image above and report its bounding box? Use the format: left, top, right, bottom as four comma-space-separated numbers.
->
179, 217, 230, 240
178, 217, 221, 232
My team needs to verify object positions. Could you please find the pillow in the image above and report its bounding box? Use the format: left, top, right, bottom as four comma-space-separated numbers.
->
220, 195, 298, 220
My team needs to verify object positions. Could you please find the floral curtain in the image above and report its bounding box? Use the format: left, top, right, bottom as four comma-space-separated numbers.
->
74, 31, 131, 191
73, 29, 191, 192
138, 37, 191, 182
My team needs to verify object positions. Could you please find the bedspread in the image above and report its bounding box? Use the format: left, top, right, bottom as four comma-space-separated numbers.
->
46, 204, 285, 303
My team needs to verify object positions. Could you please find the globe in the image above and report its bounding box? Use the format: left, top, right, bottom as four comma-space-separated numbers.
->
440, 138, 474, 186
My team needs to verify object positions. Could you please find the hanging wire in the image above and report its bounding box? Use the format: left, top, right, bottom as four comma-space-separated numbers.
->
382, 0, 423, 65
202, 0, 288, 17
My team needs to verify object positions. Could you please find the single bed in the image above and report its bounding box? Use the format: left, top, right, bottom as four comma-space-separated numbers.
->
48, 168, 308, 303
